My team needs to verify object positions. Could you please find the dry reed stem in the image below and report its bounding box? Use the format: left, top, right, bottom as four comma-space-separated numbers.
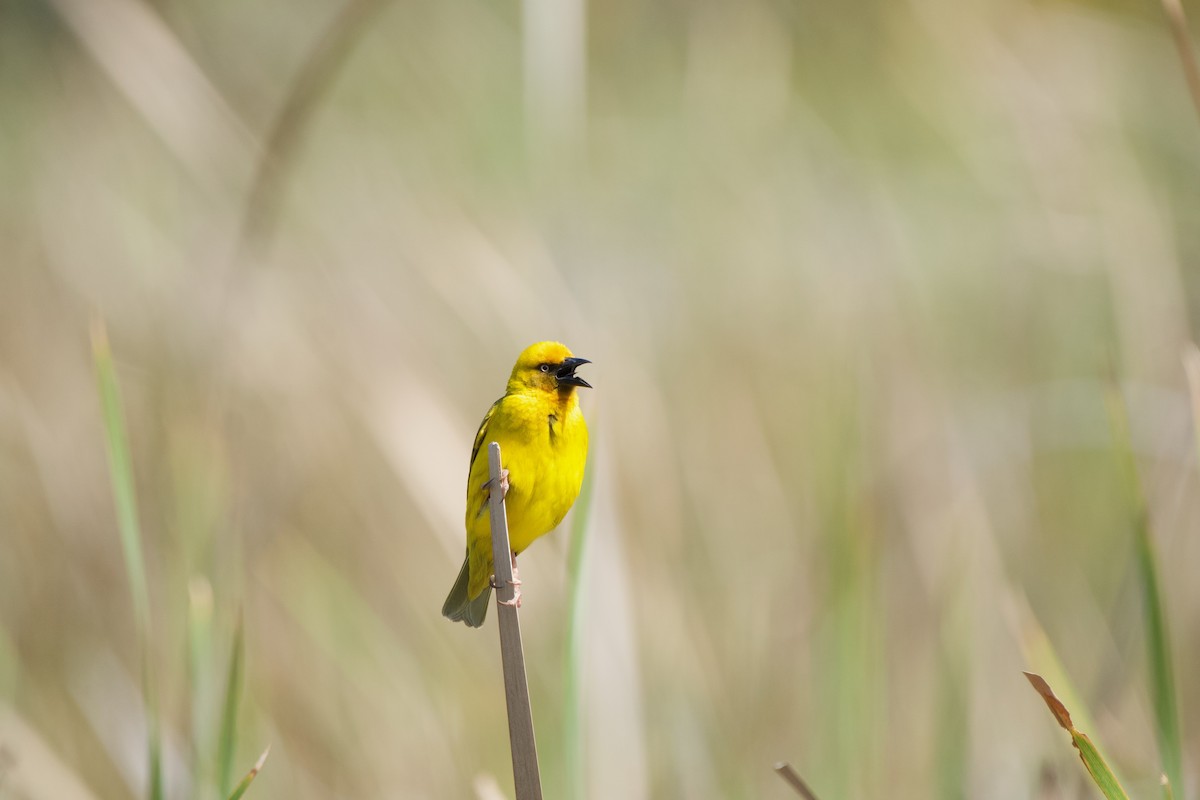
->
773, 762, 820, 800
487, 443, 543, 800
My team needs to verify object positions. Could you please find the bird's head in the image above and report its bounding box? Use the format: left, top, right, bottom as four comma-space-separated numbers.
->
507, 341, 592, 395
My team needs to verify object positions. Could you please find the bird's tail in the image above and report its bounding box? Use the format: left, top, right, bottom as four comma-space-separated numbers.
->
441, 555, 491, 627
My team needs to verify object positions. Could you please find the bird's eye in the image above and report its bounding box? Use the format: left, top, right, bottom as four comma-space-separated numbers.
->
539, 363, 551, 373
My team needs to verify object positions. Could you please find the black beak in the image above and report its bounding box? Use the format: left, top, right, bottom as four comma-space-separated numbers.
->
556, 357, 592, 389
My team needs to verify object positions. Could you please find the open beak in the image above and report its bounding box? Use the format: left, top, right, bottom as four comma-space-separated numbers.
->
556, 357, 592, 389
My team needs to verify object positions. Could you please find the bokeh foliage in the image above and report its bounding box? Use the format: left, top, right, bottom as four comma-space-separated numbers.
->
1, 0, 1199, 798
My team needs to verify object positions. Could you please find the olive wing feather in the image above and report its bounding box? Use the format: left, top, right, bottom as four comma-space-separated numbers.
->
467, 397, 502, 482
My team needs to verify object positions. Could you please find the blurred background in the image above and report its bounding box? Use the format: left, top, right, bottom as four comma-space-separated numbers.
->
2, 0, 1200, 797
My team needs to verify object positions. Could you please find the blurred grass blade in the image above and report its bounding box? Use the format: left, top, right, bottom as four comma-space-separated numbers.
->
934, 598, 969, 800
1024, 673, 1130, 800
1132, 508, 1183, 797
1183, 344, 1200, 471
1010, 591, 1103, 739
187, 577, 215, 798
238, 0, 390, 255
226, 746, 269, 800
563, 455, 595, 800
1105, 386, 1183, 794
1011, 594, 1132, 789
91, 319, 164, 800
217, 614, 245, 797
92, 321, 153, 648
1161, 0, 1200, 124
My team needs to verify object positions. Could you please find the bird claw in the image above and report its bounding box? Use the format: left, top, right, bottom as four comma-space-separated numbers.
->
491, 553, 522, 607
481, 468, 511, 499
489, 575, 523, 607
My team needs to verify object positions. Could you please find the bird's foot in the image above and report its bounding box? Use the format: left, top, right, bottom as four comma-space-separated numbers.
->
481, 468, 511, 499
490, 561, 522, 607
498, 588, 523, 608
490, 577, 522, 607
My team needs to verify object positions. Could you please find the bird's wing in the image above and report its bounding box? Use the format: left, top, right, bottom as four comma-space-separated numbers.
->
468, 397, 503, 480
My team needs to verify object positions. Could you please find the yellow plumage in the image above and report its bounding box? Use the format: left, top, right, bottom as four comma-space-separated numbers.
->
442, 341, 591, 627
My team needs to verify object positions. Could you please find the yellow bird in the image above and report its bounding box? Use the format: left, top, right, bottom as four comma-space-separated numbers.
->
442, 341, 591, 627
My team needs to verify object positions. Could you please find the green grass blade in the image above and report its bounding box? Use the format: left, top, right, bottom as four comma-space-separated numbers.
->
226, 747, 269, 800
1074, 732, 1132, 800
217, 614, 245, 797
1024, 672, 1130, 800
563, 454, 595, 800
91, 320, 163, 800
1133, 514, 1183, 795
92, 322, 153, 641
1105, 387, 1183, 794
